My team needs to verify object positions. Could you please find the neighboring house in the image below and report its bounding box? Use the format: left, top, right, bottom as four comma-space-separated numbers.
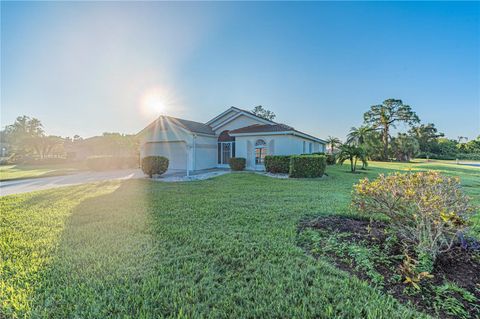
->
138, 107, 326, 172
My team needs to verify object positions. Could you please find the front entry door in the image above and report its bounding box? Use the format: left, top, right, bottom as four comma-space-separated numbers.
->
218, 142, 234, 166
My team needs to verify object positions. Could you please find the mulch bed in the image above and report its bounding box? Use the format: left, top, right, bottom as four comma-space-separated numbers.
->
298, 216, 480, 318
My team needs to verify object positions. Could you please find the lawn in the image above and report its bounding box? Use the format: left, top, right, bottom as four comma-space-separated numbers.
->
1, 161, 478, 318
0, 163, 85, 181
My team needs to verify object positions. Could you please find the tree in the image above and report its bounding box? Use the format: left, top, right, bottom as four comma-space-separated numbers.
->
392, 133, 419, 162
337, 144, 368, 172
3, 115, 45, 155
409, 123, 444, 153
251, 105, 276, 121
325, 136, 341, 154
346, 126, 372, 146
363, 99, 420, 161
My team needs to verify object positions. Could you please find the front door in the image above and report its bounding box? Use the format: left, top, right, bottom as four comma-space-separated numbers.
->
218, 142, 234, 166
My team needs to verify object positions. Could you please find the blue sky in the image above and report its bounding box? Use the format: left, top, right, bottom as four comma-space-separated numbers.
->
1, 1, 479, 140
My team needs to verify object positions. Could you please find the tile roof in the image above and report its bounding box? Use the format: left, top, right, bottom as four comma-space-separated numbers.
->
229, 123, 325, 143
167, 116, 215, 135
229, 124, 294, 134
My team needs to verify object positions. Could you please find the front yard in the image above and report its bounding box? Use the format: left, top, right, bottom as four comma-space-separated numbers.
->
1, 161, 478, 318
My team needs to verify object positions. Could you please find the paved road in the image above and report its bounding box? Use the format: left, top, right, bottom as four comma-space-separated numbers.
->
0, 169, 146, 196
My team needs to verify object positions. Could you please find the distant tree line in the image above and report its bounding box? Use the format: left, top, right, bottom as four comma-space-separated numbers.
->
327, 98, 480, 167
0, 116, 138, 164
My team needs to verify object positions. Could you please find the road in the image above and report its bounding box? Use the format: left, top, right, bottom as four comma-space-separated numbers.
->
0, 169, 145, 196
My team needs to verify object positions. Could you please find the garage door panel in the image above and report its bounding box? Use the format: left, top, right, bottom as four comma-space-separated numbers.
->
144, 142, 187, 170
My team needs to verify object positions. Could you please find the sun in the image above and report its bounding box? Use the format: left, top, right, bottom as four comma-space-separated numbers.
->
142, 90, 166, 114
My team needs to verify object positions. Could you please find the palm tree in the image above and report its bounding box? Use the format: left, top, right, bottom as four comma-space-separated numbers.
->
337, 144, 368, 173
346, 126, 371, 146
325, 136, 341, 154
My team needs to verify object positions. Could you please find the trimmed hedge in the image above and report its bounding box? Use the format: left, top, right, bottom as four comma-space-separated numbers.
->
416, 152, 480, 161
289, 155, 326, 178
264, 155, 291, 174
86, 156, 138, 171
141, 156, 169, 178
229, 157, 246, 171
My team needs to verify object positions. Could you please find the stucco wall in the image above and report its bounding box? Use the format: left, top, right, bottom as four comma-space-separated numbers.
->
235, 134, 326, 169
207, 110, 238, 128
193, 135, 217, 170
213, 114, 267, 134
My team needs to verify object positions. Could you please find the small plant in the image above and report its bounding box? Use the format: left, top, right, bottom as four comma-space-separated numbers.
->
228, 157, 246, 171
326, 154, 336, 165
141, 156, 169, 178
289, 155, 326, 178
353, 171, 474, 264
399, 252, 433, 290
264, 155, 290, 173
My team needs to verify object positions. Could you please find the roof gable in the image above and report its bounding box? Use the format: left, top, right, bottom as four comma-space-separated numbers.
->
138, 116, 215, 136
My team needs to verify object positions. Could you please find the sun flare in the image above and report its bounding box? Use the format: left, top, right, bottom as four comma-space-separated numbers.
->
142, 90, 166, 114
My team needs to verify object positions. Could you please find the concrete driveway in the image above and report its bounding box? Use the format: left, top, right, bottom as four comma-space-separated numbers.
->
0, 169, 146, 196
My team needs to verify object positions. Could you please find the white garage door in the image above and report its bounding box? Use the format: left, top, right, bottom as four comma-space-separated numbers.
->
143, 141, 187, 170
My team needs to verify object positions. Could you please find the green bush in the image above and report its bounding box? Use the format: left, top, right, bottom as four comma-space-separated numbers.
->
326, 154, 336, 165
264, 155, 291, 173
86, 156, 138, 171
353, 171, 474, 264
141, 156, 169, 177
289, 155, 326, 178
229, 157, 246, 171
416, 152, 480, 161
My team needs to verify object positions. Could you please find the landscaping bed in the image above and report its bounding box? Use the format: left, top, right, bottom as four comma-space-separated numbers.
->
297, 216, 480, 319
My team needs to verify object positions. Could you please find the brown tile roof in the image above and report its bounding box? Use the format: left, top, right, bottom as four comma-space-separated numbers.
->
229, 124, 294, 134
229, 123, 326, 143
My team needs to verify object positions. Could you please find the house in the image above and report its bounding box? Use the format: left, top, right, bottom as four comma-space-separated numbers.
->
138, 107, 326, 172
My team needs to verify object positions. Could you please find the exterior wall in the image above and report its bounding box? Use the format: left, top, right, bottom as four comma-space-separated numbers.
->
193, 135, 217, 170
142, 141, 188, 170
234, 134, 327, 170
207, 110, 239, 128
140, 119, 218, 171
213, 114, 267, 134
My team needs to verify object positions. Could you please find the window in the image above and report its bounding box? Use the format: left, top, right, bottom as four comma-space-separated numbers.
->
303, 141, 306, 153
309, 142, 313, 154
255, 139, 267, 165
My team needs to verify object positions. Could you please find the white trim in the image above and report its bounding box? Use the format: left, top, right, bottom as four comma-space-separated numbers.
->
206, 107, 239, 125
210, 108, 276, 130
229, 131, 326, 144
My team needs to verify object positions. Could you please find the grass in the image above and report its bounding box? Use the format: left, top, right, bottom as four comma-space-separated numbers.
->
0, 163, 85, 181
1, 161, 478, 318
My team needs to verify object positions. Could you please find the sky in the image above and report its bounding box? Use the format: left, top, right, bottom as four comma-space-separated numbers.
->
1, 1, 479, 140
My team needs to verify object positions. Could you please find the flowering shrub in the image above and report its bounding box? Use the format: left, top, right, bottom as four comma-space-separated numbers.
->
352, 171, 474, 263
289, 155, 326, 178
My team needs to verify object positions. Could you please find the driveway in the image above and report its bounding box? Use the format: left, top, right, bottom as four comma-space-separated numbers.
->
0, 169, 146, 196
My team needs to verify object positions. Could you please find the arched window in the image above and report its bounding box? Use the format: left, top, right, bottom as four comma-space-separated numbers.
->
255, 139, 267, 165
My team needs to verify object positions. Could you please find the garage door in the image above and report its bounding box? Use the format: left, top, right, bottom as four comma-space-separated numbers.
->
143, 141, 187, 170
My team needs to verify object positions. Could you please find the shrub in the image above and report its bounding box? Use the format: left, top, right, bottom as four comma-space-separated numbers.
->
264, 155, 290, 173
141, 156, 169, 178
352, 171, 474, 264
229, 157, 246, 171
289, 155, 326, 178
86, 156, 138, 171
326, 154, 336, 165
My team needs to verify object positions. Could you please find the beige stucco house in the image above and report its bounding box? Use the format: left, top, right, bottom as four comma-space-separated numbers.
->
138, 107, 326, 172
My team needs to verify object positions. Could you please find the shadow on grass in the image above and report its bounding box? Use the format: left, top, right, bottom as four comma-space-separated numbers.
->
27, 180, 166, 318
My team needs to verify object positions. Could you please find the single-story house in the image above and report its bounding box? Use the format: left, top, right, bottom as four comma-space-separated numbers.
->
138, 107, 326, 172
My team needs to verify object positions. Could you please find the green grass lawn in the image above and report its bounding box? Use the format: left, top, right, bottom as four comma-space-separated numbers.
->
1, 161, 478, 318
0, 163, 85, 181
